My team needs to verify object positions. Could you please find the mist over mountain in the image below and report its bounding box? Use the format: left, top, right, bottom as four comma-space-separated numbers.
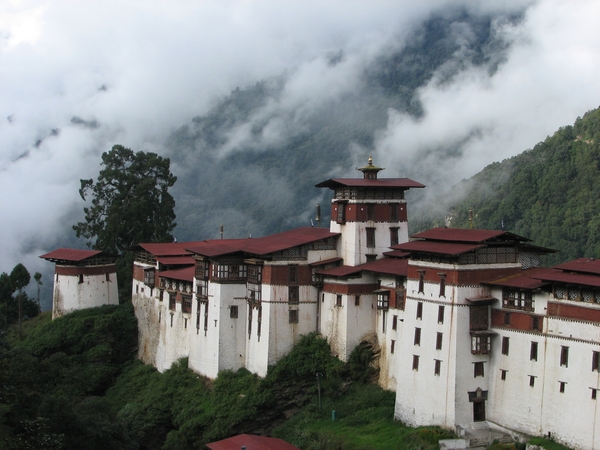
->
435, 106, 600, 266
2, 0, 600, 310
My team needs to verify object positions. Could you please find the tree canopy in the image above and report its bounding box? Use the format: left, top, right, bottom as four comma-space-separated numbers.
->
73, 145, 177, 254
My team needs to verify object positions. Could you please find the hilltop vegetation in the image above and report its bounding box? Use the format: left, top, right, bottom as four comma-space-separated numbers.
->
0, 303, 455, 449
437, 106, 600, 265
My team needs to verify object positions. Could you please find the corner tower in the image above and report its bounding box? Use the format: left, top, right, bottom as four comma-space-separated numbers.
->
315, 156, 424, 266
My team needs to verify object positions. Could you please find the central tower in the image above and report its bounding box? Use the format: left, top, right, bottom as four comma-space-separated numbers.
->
316, 156, 424, 266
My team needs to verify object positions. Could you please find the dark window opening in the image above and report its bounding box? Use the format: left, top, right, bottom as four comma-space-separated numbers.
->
412, 355, 419, 371
439, 273, 446, 298
529, 375, 536, 387
501, 369, 507, 380
502, 337, 510, 355
530, 342, 538, 361
560, 346, 569, 367
592, 389, 598, 400
355, 295, 360, 306
390, 227, 399, 246
436, 332, 443, 350
438, 305, 445, 324
182, 294, 192, 314
390, 204, 399, 222
559, 381, 566, 393
289, 286, 299, 304
593, 351, 600, 372
78, 273, 84, 284
474, 362, 485, 377
336, 294, 343, 307
289, 309, 299, 324
504, 312, 511, 326
392, 315, 398, 330
288, 265, 298, 284
416, 301, 423, 319
367, 204, 375, 221
418, 271, 425, 294
230, 305, 238, 319
391, 339, 395, 354
336, 203, 346, 224
414, 327, 421, 346
366, 228, 376, 248
434, 359, 441, 376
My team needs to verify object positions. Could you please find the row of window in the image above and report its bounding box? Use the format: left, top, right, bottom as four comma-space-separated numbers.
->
412, 328, 444, 350
410, 355, 443, 375
416, 272, 446, 297
502, 338, 600, 370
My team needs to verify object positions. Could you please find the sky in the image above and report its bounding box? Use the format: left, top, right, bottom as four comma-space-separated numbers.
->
1, 0, 600, 300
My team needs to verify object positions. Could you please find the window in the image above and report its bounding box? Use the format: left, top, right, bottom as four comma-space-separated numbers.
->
289, 286, 299, 304
366, 254, 377, 262
559, 381, 566, 393
439, 273, 446, 297
418, 271, 425, 294
336, 202, 346, 224
230, 305, 238, 319
182, 294, 192, 314
504, 312, 511, 326
532, 316, 541, 331
592, 389, 598, 400
336, 294, 343, 307
355, 295, 360, 306
377, 292, 389, 310
288, 265, 298, 284
471, 335, 491, 354
438, 305, 445, 324
530, 342, 538, 361
169, 292, 177, 311
390, 228, 399, 246
79, 273, 84, 284
470, 305, 489, 331
391, 340, 395, 354
367, 204, 375, 221
560, 346, 569, 367
436, 332, 443, 350
593, 351, 600, 372
502, 289, 534, 311
529, 375, 536, 387
502, 337, 510, 355
366, 228, 376, 248
184, 318, 188, 329
412, 355, 420, 371
416, 302, 423, 319
434, 360, 441, 376
392, 315, 398, 330
501, 369, 507, 381
390, 204, 399, 222
414, 328, 421, 346
289, 310, 299, 324
474, 362, 485, 378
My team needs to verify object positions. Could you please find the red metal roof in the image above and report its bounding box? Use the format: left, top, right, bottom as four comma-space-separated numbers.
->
555, 258, 600, 276
530, 268, 600, 288
315, 177, 425, 189
137, 241, 207, 257
382, 250, 411, 258
410, 228, 511, 243
318, 265, 363, 277
319, 258, 408, 277
206, 434, 300, 450
187, 227, 339, 258
392, 241, 482, 256
361, 258, 408, 277
309, 257, 343, 266
40, 248, 103, 262
155, 256, 196, 266
484, 269, 550, 289
158, 266, 195, 282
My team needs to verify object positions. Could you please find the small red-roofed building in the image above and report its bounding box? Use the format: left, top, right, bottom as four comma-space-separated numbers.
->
39, 248, 119, 319
205, 434, 299, 450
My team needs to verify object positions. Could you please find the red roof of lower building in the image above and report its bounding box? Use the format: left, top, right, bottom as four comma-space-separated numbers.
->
554, 258, 600, 276
40, 248, 104, 262
137, 241, 207, 257
410, 228, 515, 243
318, 258, 408, 277
315, 177, 425, 189
484, 269, 550, 289
186, 227, 339, 258
206, 434, 299, 450
392, 241, 482, 256
158, 266, 195, 282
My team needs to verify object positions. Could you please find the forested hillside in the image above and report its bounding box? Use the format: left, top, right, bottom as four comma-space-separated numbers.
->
438, 106, 600, 265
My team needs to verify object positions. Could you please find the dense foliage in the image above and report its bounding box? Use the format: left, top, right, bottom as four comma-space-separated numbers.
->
439, 106, 600, 265
74, 145, 177, 254
0, 264, 38, 334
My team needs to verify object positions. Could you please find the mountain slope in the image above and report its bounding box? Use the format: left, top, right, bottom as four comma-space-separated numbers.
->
445, 106, 600, 265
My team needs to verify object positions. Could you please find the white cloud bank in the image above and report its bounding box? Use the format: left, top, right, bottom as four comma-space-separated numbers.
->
1, 0, 599, 283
